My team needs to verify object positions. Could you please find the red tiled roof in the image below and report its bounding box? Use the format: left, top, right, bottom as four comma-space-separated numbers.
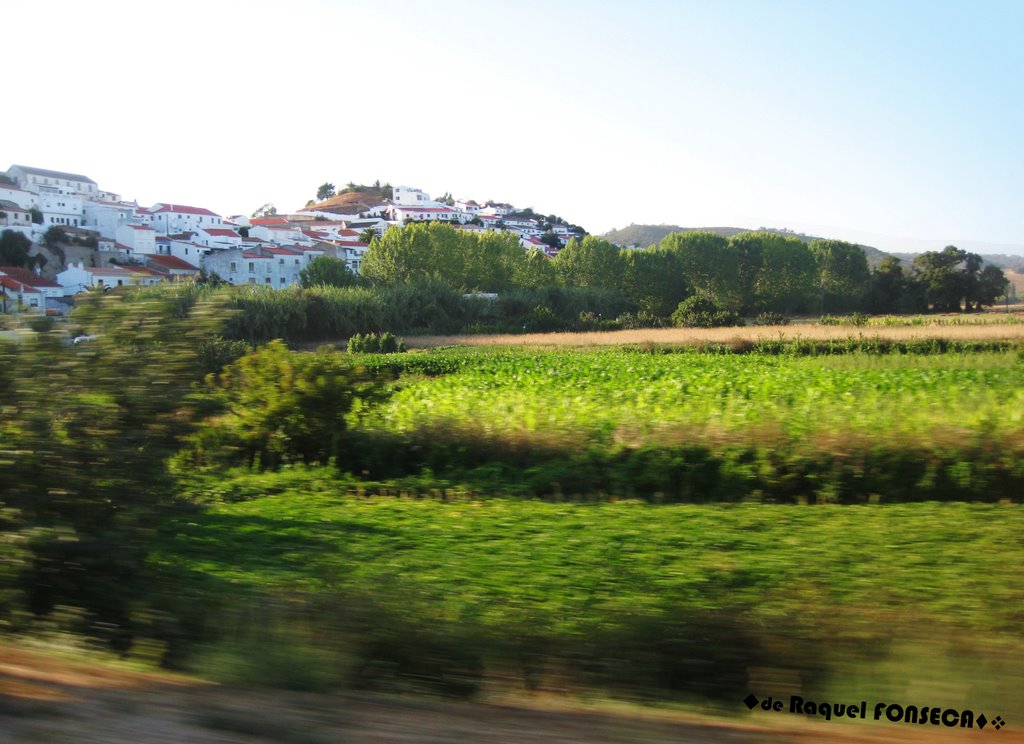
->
250, 217, 289, 225
147, 254, 199, 271
335, 240, 369, 248
263, 246, 301, 255
0, 266, 62, 288
151, 203, 220, 217
0, 276, 41, 294
203, 228, 241, 237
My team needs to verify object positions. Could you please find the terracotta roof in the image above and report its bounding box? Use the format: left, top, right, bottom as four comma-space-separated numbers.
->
250, 217, 289, 226
147, 254, 199, 271
150, 203, 220, 217
202, 228, 241, 237
0, 276, 41, 294
0, 266, 62, 288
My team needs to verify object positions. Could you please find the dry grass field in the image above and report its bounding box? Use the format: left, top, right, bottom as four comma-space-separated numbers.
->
407, 317, 1024, 349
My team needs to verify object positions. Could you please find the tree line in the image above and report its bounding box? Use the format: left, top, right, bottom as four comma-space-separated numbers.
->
351, 223, 1011, 320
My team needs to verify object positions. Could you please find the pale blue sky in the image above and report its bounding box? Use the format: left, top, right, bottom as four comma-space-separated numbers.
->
5, 0, 1023, 253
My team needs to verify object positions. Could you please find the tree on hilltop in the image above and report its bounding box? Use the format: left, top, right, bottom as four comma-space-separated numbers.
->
316, 182, 336, 202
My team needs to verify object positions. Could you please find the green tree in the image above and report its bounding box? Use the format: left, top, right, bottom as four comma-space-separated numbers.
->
299, 256, 359, 288
913, 246, 968, 312
976, 265, 1010, 308
251, 202, 278, 218
0, 229, 36, 268
620, 246, 687, 317
43, 225, 68, 249
661, 231, 740, 311
185, 340, 388, 470
551, 236, 624, 289
0, 288, 227, 646
808, 239, 871, 314
359, 227, 378, 244
30, 207, 43, 224
316, 182, 336, 202
731, 232, 816, 314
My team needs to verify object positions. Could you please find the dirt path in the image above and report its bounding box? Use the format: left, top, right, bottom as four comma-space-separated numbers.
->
0, 643, 1015, 743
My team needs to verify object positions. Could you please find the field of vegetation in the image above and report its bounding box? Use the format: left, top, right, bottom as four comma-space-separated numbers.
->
3, 290, 1023, 722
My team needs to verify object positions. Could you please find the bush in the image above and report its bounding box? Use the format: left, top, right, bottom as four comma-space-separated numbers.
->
754, 311, 789, 326
184, 341, 390, 470
671, 296, 743, 328
616, 311, 670, 329
348, 332, 406, 354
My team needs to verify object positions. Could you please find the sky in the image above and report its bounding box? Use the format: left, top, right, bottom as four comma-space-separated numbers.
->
5, 0, 1024, 254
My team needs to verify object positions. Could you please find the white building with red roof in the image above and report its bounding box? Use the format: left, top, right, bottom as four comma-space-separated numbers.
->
145, 203, 224, 235
389, 205, 465, 223
145, 254, 200, 280
0, 266, 64, 311
195, 226, 242, 249
0, 275, 45, 313
201, 245, 308, 288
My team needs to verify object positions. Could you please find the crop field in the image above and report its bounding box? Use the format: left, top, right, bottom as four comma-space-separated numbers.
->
155, 343, 1024, 708
343, 347, 1024, 502
405, 318, 1024, 349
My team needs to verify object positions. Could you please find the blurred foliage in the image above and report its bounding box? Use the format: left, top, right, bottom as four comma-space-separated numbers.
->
0, 290, 227, 643
182, 341, 390, 471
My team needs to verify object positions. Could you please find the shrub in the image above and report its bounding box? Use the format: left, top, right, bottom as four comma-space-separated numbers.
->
348, 332, 406, 354
671, 296, 743, 328
185, 341, 390, 470
754, 311, 789, 326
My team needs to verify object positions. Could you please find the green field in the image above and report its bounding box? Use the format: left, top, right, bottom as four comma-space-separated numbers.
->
152, 484, 1024, 711
151, 344, 1024, 710
319, 347, 1024, 503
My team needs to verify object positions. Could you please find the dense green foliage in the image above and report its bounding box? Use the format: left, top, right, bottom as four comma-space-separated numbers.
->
153, 488, 1024, 703
298, 255, 360, 288
347, 347, 1024, 503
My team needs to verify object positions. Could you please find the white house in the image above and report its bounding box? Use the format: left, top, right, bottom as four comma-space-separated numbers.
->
144, 203, 224, 235
455, 199, 479, 214
0, 200, 33, 228
0, 183, 37, 211
392, 185, 436, 207
36, 191, 85, 228
202, 245, 306, 287
194, 226, 243, 249
389, 206, 464, 223
85, 201, 137, 239
57, 262, 150, 293
145, 254, 200, 280
6, 165, 99, 199
0, 275, 45, 313
0, 266, 64, 312
114, 224, 158, 255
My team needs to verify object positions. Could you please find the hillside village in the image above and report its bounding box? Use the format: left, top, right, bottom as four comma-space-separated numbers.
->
0, 165, 584, 314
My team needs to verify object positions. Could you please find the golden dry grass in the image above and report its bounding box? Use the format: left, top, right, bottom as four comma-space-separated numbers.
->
406, 321, 1024, 349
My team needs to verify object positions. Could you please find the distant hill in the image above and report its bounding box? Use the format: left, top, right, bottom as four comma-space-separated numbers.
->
603, 223, 898, 269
